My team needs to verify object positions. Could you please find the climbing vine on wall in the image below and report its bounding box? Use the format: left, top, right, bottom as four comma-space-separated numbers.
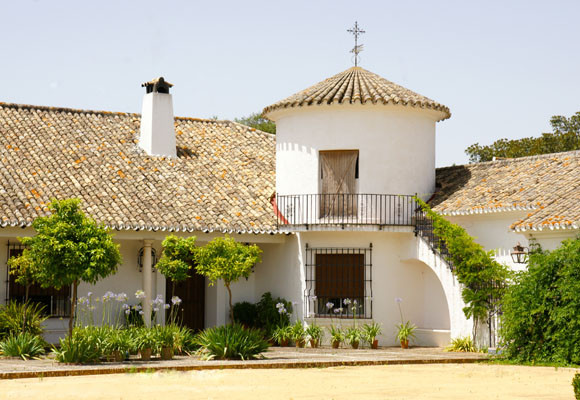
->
416, 198, 511, 336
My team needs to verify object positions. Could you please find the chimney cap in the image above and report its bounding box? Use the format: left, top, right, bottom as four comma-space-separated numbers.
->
142, 77, 173, 94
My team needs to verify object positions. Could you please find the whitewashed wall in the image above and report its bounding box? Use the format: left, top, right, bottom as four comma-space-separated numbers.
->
275, 104, 439, 198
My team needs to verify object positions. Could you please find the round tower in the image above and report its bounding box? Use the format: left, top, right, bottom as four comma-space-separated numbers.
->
264, 67, 450, 201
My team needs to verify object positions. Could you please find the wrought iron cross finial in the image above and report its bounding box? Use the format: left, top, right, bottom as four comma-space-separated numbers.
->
347, 21, 365, 66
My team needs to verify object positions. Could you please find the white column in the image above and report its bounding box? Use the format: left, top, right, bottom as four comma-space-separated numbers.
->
142, 239, 153, 328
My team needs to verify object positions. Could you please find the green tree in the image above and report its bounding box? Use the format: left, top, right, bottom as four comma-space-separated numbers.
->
10, 199, 121, 336
156, 235, 197, 298
195, 235, 262, 323
8, 253, 36, 301
465, 111, 580, 162
500, 237, 580, 364
234, 112, 276, 134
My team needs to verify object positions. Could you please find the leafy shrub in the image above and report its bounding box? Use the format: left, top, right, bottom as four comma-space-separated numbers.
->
500, 237, 580, 364
53, 327, 105, 363
396, 321, 417, 343
133, 327, 156, 352
573, 373, 580, 400
328, 325, 344, 346
0, 301, 47, 339
153, 324, 176, 349
445, 336, 477, 352
233, 301, 258, 327
169, 324, 198, 354
290, 321, 306, 345
0, 332, 46, 360
195, 324, 268, 360
256, 292, 292, 336
108, 329, 133, 357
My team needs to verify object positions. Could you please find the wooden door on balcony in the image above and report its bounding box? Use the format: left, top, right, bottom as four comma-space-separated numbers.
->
320, 150, 358, 218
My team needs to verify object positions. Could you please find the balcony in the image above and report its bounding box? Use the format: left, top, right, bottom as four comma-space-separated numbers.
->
275, 193, 419, 230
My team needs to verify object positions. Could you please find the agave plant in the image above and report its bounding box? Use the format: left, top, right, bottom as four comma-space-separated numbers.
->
0, 332, 46, 360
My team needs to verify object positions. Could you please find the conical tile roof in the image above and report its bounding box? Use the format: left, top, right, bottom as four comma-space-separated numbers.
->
263, 66, 450, 121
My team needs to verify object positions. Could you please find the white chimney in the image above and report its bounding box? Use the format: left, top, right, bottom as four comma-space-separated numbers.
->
139, 77, 176, 158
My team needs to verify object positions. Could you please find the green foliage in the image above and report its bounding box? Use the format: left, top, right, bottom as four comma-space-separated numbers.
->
465, 111, 580, 162
234, 112, 276, 134
573, 373, 580, 400
0, 333, 46, 360
305, 323, 324, 341
233, 301, 258, 326
195, 235, 262, 322
156, 235, 197, 290
361, 322, 382, 344
153, 324, 176, 348
271, 325, 292, 345
500, 237, 580, 364
107, 329, 133, 355
445, 336, 477, 352
328, 325, 344, 345
255, 292, 292, 336
290, 320, 306, 342
0, 301, 47, 339
417, 199, 511, 327
133, 327, 156, 351
53, 327, 105, 363
10, 199, 121, 335
195, 324, 269, 360
396, 321, 417, 342
345, 327, 362, 346
7, 254, 36, 294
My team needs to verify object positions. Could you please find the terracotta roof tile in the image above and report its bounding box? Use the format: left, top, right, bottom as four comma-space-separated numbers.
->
432, 151, 580, 232
0, 102, 277, 233
263, 67, 450, 121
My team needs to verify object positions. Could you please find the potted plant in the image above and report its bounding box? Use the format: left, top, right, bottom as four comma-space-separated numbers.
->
396, 321, 416, 349
136, 327, 156, 361
290, 320, 306, 348
154, 325, 175, 360
362, 322, 382, 349
272, 325, 292, 347
305, 323, 323, 348
109, 329, 132, 362
328, 325, 344, 349
345, 327, 362, 349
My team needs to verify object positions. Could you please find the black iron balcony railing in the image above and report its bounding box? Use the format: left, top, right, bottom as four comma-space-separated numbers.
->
275, 193, 418, 228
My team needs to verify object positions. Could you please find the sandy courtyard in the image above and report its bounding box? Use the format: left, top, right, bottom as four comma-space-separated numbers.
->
1, 364, 577, 400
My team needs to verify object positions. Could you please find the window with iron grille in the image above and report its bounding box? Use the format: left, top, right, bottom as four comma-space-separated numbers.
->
6, 241, 71, 317
304, 244, 372, 319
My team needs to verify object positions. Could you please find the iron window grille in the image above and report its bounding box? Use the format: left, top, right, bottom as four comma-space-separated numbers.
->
304, 244, 372, 319
5, 241, 71, 317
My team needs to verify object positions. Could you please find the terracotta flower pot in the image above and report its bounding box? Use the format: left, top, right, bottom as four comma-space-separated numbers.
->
160, 346, 173, 360
371, 339, 379, 349
113, 350, 124, 362
295, 339, 305, 348
309, 339, 319, 348
351, 341, 359, 349
400, 339, 409, 349
140, 347, 152, 361
332, 340, 340, 349
280, 339, 289, 347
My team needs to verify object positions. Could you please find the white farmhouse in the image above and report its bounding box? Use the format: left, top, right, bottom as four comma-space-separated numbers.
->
0, 68, 578, 345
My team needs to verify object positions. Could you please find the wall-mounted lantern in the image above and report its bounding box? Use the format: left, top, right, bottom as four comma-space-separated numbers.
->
137, 247, 158, 272
510, 243, 528, 264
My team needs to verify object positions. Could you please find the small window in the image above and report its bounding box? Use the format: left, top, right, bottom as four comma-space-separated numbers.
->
304, 245, 372, 319
6, 243, 71, 317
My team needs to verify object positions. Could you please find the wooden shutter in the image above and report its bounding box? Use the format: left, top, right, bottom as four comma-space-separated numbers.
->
315, 254, 364, 298
320, 150, 358, 217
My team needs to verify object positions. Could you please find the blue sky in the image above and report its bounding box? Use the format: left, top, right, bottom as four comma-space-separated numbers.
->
1, 0, 579, 166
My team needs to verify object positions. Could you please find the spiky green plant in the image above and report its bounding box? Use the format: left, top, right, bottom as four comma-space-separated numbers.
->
195, 324, 268, 360
0, 301, 47, 339
445, 336, 478, 352
0, 332, 46, 360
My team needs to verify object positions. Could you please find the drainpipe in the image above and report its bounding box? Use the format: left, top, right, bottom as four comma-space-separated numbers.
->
142, 239, 153, 328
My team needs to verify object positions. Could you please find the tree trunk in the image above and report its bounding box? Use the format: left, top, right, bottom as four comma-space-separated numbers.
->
68, 280, 78, 337
23, 285, 30, 333
225, 283, 233, 324
25, 284, 29, 302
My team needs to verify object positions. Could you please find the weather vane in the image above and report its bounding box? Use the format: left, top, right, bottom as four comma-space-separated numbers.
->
347, 21, 365, 66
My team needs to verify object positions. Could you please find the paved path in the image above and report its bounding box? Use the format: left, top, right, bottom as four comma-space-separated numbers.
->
0, 346, 486, 379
